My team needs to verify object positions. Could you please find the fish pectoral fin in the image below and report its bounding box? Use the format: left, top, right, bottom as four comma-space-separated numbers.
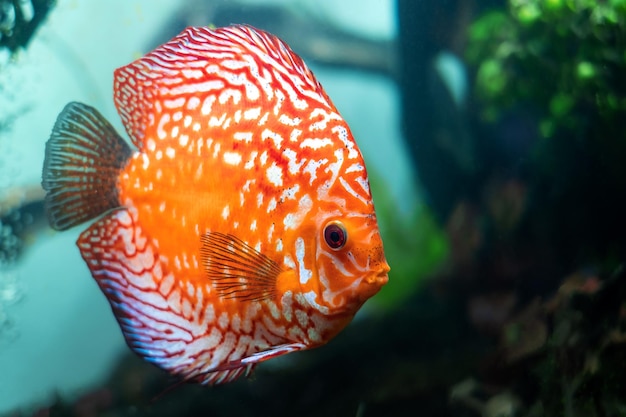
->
200, 232, 282, 301
239, 343, 308, 365
42, 101, 132, 230
189, 343, 306, 385
191, 364, 254, 385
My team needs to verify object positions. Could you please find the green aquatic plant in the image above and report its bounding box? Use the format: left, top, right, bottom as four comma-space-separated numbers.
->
466, 0, 626, 266
466, 0, 626, 138
463, 2, 626, 415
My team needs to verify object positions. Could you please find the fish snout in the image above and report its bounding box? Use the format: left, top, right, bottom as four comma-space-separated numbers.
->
366, 245, 390, 287
358, 262, 389, 303
366, 263, 390, 286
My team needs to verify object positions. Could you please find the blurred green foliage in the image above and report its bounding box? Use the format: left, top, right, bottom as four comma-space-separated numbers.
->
465, 0, 626, 268
464, 3, 626, 413
466, 0, 626, 138
368, 173, 448, 310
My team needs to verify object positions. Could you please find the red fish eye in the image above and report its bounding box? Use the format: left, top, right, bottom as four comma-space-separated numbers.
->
324, 222, 347, 250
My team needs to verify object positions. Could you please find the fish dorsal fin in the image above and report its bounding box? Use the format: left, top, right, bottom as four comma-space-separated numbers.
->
200, 232, 281, 301
42, 102, 131, 230
113, 24, 332, 149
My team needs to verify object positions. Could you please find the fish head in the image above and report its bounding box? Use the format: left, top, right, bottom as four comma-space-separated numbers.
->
314, 213, 389, 313
290, 201, 389, 321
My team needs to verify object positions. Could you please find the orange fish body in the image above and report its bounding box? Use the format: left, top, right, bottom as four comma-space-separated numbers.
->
42, 25, 389, 384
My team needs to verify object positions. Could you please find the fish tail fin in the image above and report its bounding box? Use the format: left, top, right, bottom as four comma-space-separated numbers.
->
42, 101, 132, 230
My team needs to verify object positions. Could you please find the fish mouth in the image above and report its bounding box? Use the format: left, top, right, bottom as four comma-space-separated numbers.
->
365, 263, 390, 287
358, 265, 390, 303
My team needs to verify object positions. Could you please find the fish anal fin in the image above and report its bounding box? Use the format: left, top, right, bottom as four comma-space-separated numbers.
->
42, 102, 132, 231
78, 209, 206, 380
200, 232, 281, 301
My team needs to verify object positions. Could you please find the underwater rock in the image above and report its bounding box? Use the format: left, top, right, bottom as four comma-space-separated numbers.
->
0, 0, 54, 52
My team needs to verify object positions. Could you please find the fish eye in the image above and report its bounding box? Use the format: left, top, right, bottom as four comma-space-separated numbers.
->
323, 221, 347, 250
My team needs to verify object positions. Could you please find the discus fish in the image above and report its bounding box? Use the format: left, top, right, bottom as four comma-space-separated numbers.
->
41, 25, 389, 384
